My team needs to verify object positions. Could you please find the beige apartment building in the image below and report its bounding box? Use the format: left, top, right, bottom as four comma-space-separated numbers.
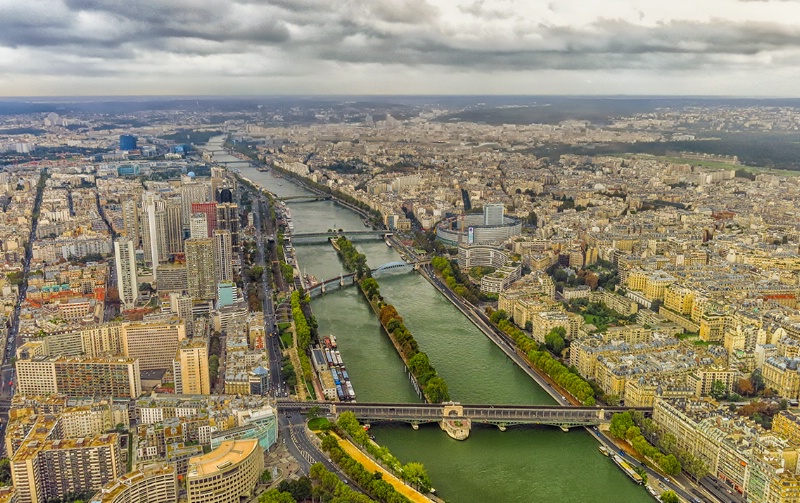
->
91, 463, 177, 503
12, 433, 123, 503
16, 356, 141, 399
186, 439, 263, 503
174, 338, 210, 395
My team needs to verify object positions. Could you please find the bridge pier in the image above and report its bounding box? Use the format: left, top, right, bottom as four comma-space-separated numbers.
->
440, 418, 471, 440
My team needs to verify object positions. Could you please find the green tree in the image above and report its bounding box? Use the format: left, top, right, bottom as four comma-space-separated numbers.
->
306, 405, 321, 420
545, 327, 566, 355
609, 412, 634, 439
208, 355, 220, 380
249, 265, 264, 282
424, 376, 450, 403
710, 380, 727, 400
489, 310, 508, 324
258, 489, 296, 503
362, 277, 380, 299
751, 370, 766, 393
0, 458, 9, 485
401, 462, 432, 493
278, 477, 312, 501
660, 491, 679, 503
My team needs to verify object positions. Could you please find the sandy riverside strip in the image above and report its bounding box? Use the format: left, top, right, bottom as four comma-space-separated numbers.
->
332, 433, 436, 503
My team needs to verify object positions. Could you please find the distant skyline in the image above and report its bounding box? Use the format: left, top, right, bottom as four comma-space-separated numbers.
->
3, 0, 800, 97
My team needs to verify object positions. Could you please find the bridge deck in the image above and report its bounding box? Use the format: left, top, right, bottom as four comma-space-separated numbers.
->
277, 401, 651, 426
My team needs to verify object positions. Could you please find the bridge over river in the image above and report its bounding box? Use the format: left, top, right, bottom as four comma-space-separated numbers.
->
277, 401, 651, 439
289, 230, 388, 244
306, 260, 425, 298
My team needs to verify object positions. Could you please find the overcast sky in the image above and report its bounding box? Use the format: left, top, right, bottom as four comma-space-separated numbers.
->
2, 0, 800, 96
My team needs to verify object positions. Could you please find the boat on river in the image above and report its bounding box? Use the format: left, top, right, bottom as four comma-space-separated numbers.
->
611, 454, 644, 485
599, 445, 609, 456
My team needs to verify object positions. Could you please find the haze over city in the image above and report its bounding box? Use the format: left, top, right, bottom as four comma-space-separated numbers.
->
3, 0, 800, 96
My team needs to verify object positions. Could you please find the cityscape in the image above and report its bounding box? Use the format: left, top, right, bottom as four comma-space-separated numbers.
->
6, 1, 800, 503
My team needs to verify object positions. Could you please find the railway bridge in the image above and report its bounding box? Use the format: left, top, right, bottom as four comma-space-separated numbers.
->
276, 401, 651, 439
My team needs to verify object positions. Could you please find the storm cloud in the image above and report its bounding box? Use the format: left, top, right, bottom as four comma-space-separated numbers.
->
2, 0, 800, 95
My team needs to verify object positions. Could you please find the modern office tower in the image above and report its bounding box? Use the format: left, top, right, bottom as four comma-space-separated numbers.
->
91, 463, 177, 503
191, 202, 217, 239
119, 134, 137, 151
186, 440, 263, 503
215, 203, 240, 254
121, 199, 140, 245
212, 230, 233, 284
16, 356, 142, 399
114, 238, 139, 310
155, 264, 188, 293
12, 432, 124, 503
173, 338, 210, 395
483, 203, 505, 226
180, 182, 211, 225
164, 198, 184, 255
189, 212, 208, 239
186, 238, 216, 300
120, 320, 186, 370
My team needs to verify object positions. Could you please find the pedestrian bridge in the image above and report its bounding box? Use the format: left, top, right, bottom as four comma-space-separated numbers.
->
276, 401, 651, 439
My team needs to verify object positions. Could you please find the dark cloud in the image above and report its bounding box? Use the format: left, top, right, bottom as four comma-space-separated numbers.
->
2, 0, 800, 88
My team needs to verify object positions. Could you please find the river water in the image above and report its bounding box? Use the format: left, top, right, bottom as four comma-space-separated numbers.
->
208, 138, 650, 503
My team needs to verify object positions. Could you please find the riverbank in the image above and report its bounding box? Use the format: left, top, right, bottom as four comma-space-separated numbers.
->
333, 434, 435, 503
414, 263, 568, 405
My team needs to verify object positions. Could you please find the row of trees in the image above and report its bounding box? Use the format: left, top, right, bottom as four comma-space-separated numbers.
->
335, 237, 370, 279
430, 256, 481, 304
320, 435, 412, 503
610, 412, 682, 476
628, 409, 709, 479
364, 278, 450, 403
290, 291, 314, 382
259, 463, 378, 503
493, 316, 595, 405
338, 412, 433, 492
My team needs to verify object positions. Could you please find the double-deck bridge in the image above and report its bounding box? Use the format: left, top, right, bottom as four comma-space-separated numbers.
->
277, 401, 651, 439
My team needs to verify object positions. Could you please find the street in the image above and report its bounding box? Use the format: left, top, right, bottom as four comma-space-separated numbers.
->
250, 193, 285, 396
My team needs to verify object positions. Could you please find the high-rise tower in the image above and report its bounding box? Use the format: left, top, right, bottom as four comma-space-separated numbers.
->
114, 238, 139, 309
185, 238, 216, 300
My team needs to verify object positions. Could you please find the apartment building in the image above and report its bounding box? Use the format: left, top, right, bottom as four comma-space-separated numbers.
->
185, 439, 263, 503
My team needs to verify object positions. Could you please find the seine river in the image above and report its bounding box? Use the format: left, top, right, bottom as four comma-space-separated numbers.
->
209, 138, 650, 503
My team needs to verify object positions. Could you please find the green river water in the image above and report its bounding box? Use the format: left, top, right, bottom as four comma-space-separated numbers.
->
212, 139, 651, 503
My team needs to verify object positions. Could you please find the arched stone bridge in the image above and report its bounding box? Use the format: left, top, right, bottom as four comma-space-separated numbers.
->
277, 401, 651, 440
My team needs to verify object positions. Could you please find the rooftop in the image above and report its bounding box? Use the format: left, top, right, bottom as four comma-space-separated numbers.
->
186, 439, 259, 479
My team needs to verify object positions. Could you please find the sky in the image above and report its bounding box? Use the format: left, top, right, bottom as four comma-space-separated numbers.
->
3, 0, 800, 96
